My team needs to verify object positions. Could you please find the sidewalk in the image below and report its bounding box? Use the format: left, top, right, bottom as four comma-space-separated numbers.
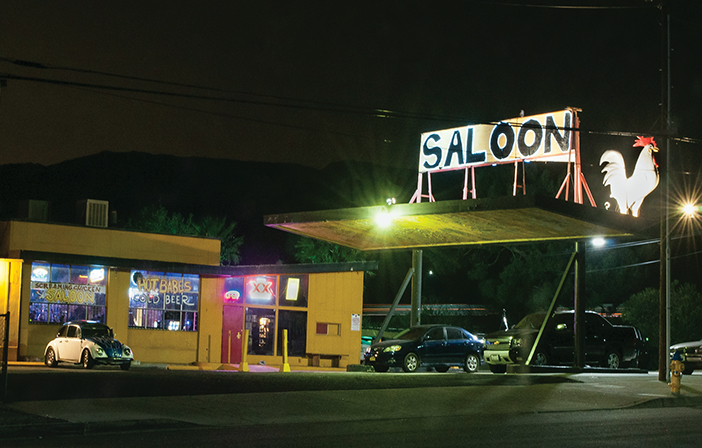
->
2, 367, 702, 440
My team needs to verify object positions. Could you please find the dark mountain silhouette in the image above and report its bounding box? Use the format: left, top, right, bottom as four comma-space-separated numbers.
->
0, 151, 417, 264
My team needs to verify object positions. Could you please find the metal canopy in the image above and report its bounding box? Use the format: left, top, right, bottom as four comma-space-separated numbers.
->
264, 195, 652, 251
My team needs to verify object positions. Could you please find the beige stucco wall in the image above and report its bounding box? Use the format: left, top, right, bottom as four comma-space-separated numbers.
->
2, 220, 368, 367
3, 220, 221, 362
2, 221, 221, 265
306, 271, 364, 367
0, 259, 24, 361
197, 277, 224, 364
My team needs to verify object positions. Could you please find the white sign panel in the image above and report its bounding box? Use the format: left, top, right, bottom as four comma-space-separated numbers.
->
351, 313, 361, 331
419, 110, 574, 173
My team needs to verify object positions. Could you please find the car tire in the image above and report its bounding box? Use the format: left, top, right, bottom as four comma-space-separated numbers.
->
682, 365, 695, 375
435, 366, 450, 373
489, 364, 507, 373
531, 351, 549, 366
373, 366, 389, 373
403, 352, 420, 372
81, 350, 95, 369
44, 348, 58, 367
464, 353, 480, 373
604, 350, 621, 369
120, 361, 131, 371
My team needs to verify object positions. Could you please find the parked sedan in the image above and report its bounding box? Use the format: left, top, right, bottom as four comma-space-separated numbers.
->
670, 339, 702, 374
44, 320, 134, 370
364, 324, 483, 373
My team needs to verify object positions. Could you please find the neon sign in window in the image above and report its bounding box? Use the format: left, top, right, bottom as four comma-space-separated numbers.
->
245, 276, 276, 303
285, 278, 300, 301
223, 277, 244, 303
279, 275, 308, 307
128, 270, 199, 331
29, 262, 107, 325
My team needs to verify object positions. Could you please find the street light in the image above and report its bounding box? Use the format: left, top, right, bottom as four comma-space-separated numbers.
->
681, 202, 701, 219
591, 237, 606, 248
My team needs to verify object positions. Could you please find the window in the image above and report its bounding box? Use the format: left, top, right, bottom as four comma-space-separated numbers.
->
425, 327, 445, 341
246, 308, 276, 355
29, 262, 107, 325
245, 275, 277, 304
223, 277, 244, 303
278, 275, 308, 307
277, 310, 307, 357
446, 327, 466, 340
128, 270, 199, 331
316, 322, 340, 336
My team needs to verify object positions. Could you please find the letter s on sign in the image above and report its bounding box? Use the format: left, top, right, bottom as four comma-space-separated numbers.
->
422, 134, 442, 170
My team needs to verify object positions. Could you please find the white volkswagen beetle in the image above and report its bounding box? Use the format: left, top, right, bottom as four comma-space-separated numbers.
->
44, 320, 134, 370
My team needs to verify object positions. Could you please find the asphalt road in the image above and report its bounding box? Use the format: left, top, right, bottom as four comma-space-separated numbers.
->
3, 365, 702, 447
4, 406, 702, 448
3, 364, 576, 402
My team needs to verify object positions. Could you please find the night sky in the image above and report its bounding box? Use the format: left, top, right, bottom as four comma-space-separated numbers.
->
1, 1, 700, 194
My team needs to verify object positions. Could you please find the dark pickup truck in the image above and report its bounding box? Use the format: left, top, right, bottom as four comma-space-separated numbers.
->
483, 310, 647, 373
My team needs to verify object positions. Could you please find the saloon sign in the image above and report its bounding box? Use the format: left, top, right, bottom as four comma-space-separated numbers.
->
419, 110, 574, 173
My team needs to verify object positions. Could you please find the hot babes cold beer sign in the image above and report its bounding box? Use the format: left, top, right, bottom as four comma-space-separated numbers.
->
419, 110, 573, 173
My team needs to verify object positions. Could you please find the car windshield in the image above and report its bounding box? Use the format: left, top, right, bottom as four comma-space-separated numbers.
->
81, 324, 111, 338
393, 327, 431, 341
515, 313, 546, 330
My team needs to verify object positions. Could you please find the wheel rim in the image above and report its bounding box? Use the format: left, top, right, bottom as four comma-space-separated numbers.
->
47, 349, 54, 365
406, 354, 418, 371
82, 351, 90, 368
533, 353, 547, 366
466, 355, 478, 372
607, 353, 620, 369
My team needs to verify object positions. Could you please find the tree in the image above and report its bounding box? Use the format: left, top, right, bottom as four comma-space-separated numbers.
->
293, 237, 366, 264
622, 281, 702, 359
192, 215, 243, 266
126, 205, 243, 266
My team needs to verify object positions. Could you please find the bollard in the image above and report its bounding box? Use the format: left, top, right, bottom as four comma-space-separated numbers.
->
239, 329, 249, 372
669, 351, 684, 395
280, 329, 291, 372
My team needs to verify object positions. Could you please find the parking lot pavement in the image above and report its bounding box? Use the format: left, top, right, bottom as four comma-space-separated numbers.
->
2, 368, 702, 440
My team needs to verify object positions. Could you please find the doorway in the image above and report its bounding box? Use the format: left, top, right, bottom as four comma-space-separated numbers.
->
221, 305, 244, 364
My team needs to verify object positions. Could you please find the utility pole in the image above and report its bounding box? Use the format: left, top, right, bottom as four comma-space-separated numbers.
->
658, 0, 671, 383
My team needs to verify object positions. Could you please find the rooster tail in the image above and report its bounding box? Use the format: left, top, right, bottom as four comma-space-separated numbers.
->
600, 150, 628, 214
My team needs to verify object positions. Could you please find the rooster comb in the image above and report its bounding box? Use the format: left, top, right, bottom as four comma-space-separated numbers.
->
633, 136, 657, 148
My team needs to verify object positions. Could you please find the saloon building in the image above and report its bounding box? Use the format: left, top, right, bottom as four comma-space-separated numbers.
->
0, 209, 375, 369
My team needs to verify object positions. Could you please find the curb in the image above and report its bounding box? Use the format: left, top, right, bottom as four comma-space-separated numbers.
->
628, 395, 702, 410
0, 418, 201, 440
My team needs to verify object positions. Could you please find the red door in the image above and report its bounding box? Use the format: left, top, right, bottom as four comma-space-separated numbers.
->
222, 306, 244, 364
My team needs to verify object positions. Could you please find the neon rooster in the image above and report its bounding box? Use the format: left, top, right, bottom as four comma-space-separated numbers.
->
599, 136, 659, 217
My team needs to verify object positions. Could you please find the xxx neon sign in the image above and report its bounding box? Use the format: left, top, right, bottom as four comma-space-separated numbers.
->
247, 277, 275, 301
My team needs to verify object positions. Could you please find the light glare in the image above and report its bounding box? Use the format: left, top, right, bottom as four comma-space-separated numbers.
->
682, 203, 697, 217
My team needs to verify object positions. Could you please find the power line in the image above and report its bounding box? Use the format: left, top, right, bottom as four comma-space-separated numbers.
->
467, 0, 658, 10
63, 84, 376, 140
3, 52, 701, 145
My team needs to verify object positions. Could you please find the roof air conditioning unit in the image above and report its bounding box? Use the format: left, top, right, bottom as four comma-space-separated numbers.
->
77, 199, 109, 228
19, 199, 50, 222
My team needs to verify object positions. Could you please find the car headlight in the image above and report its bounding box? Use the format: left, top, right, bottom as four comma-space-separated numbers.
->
95, 347, 106, 356
511, 338, 522, 348
383, 345, 403, 353
123, 347, 132, 356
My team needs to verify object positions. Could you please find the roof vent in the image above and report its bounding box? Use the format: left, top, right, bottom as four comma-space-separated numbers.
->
19, 200, 49, 222
77, 199, 109, 228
